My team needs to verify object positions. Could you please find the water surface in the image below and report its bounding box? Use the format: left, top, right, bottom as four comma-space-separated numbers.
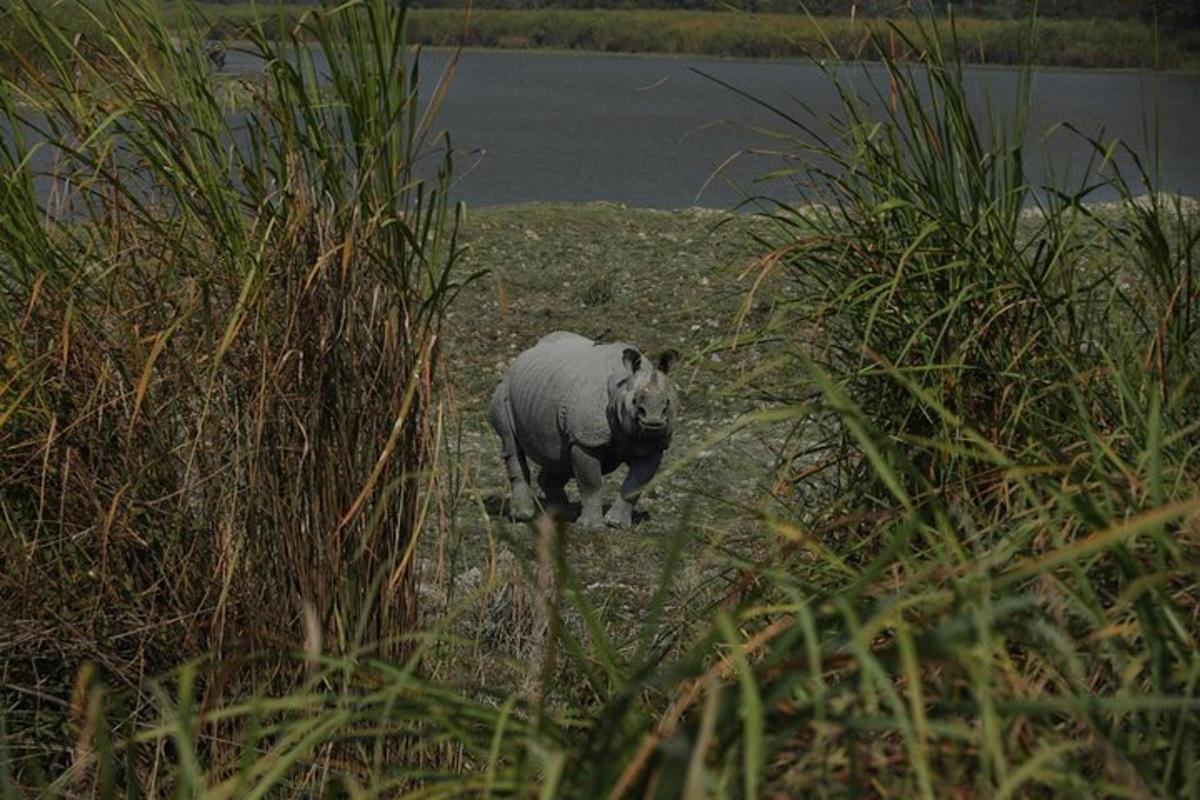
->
356, 49, 1200, 209
14, 48, 1200, 210
408, 48, 1195, 208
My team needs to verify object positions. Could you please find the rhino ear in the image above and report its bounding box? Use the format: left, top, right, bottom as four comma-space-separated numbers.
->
622, 348, 643, 373
656, 349, 679, 374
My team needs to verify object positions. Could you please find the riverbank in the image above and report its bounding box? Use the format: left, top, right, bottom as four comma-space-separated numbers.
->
9, 3, 1193, 72
403, 9, 1199, 70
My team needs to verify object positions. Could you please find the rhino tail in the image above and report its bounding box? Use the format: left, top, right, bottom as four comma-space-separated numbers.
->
487, 381, 514, 444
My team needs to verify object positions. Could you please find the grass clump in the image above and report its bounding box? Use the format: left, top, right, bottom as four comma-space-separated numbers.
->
577, 270, 618, 307
1, 0, 469, 791
691, 13, 1200, 796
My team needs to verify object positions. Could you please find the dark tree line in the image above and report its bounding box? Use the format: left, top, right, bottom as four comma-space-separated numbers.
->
184, 0, 1199, 28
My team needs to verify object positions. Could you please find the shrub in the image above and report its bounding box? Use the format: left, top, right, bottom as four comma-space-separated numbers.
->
714, 13, 1200, 795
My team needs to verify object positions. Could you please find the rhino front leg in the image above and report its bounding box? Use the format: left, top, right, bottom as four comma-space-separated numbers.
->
605, 450, 663, 528
570, 445, 606, 530
488, 382, 535, 521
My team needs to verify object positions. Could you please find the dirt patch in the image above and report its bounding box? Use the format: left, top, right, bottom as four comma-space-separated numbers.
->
420, 202, 795, 688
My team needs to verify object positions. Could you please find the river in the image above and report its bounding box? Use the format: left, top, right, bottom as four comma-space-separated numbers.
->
335, 49, 1200, 209
13, 47, 1200, 210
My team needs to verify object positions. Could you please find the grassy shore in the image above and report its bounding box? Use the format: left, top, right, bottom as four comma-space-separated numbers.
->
122, 4, 1200, 70
405, 8, 1199, 69
6, 5, 1195, 72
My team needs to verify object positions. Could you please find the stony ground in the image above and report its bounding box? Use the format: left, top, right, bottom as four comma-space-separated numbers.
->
416, 202, 798, 690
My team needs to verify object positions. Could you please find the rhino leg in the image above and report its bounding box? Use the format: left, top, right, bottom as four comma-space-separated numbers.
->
537, 467, 571, 513
605, 450, 663, 528
488, 382, 535, 521
570, 445, 606, 530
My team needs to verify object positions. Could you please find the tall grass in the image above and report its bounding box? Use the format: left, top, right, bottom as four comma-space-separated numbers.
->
691, 12, 1200, 795
1, 0, 469, 789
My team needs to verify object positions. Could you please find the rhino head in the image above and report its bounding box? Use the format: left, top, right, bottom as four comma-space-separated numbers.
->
611, 348, 679, 442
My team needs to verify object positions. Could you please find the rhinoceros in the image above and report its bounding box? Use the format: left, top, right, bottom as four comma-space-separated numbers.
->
487, 331, 678, 529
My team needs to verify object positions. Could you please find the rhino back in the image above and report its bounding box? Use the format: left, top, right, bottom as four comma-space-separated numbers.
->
506, 334, 630, 465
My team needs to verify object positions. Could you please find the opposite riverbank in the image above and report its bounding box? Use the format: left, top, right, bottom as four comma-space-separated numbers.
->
4, 4, 1197, 72
402, 9, 1199, 70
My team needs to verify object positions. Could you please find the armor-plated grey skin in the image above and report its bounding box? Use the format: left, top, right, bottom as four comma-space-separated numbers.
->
487, 331, 678, 529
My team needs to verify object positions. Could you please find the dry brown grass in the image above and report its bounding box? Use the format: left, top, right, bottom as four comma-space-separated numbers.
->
1, 0, 463, 788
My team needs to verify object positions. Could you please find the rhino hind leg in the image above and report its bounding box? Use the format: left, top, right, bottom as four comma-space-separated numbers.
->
537, 468, 571, 514
488, 382, 535, 521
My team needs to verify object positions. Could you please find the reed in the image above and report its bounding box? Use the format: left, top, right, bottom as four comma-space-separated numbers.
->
672, 12, 1200, 795
1, 0, 467, 789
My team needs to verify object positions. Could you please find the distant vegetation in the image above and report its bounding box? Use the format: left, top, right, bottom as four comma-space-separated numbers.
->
404, 9, 1197, 68
3, 2, 1196, 69
193, 0, 1200, 26
205, 1, 1200, 69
